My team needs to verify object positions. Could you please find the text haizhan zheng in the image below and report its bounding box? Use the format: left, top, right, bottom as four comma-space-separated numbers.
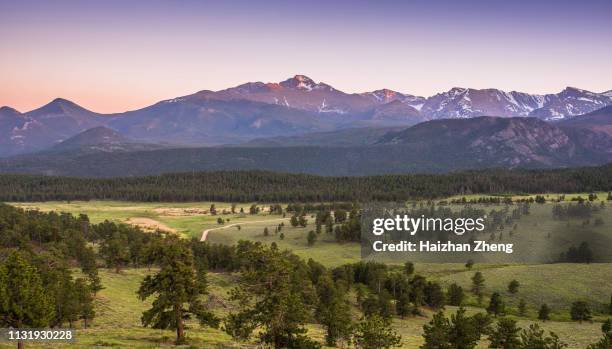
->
370, 215, 514, 254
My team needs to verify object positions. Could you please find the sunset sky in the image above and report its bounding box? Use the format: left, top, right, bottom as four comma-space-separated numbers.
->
1, 0, 611, 113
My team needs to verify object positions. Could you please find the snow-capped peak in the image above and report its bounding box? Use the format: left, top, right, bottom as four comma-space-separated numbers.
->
280, 75, 317, 91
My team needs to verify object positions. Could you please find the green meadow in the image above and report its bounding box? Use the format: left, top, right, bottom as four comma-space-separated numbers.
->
5, 195, 612, 348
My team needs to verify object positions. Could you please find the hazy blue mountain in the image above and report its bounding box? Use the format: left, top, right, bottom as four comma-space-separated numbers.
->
1, 75, 610, 157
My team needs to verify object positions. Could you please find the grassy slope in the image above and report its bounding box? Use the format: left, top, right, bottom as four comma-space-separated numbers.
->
0, 268, 605, 349
438, 264, 612, 320
3, 197, 611, 348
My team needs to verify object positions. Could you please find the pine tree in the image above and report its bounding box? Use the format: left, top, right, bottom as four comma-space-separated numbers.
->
138, 237, 219, 344
315, 274, 352, 347
447, 283, 465, 306
0, 251, 55, 349
538, 304, 551, 321
570, 301, 592, 323
487, 292, 505, 317
75, 278, 95, 328
447, 307, 487, 348
421, 311, 450, 348
488, 317, 521, 349
421, 307, 487, 349
307, 230, 317, 246
99, 231, 129, 273
508, 280, 520, 294
298, 215, 308, 227
224, 243, 316, 349
354, 315, 401, 349
471, 272, 485, 298
465, 259, 474, 269
404, 261, 415, 276
520, 324, 566, 348
396, 292, 413, 318
290, 215, 299, 227
425, 282, 446, 309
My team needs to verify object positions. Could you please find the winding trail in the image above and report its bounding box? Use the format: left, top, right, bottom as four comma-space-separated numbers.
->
200, 217, 290, 241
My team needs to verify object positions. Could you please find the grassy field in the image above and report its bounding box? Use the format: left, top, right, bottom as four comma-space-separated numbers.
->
0, 268, 606, 349
10, 196, 612, 265
437, 263, 612, 320
10, 200, 363, 266
443, 192, 609, 203
4, 197, 611, 348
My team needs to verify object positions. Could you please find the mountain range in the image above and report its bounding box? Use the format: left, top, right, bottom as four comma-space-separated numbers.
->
1, 108, 610, 177
1, 75, 611, 157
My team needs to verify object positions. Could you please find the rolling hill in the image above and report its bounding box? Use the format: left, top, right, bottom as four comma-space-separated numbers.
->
1, 115, 609, 177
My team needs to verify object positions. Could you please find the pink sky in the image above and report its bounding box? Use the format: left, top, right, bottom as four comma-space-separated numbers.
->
1, 0, 611, 113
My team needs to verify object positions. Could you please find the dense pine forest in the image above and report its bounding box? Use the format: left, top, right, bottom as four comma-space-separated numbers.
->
0, 165, 610, 202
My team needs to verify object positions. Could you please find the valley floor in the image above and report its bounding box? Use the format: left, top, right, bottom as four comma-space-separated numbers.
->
4, 195, 611, 348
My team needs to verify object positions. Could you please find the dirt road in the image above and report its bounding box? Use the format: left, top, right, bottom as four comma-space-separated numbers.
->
200, 217, 290, 241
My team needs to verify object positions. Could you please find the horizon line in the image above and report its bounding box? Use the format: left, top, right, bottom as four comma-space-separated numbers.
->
2, 74, 611, 114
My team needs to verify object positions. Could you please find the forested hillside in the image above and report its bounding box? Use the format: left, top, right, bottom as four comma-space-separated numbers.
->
0, 165, 610, 202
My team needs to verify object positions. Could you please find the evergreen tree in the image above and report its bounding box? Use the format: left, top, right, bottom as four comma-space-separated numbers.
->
421, 311, 450, 349
404, 261, 415, 276
465, 259, 474, 269
225, 243, 316, 349
298, 215, 308, 227
290, 215, 299, 227
424, 282, 446, 309
325, 219, 333, 234
538, 304, 551, 321
487, 292, 505, 317
315, 274, 352, 347
409, 275, 427, 315
508, 280, 520, 294
307, 230, 317, 246
334, 209, 347, 223
471, 272, 485, 300
519, 324, 566, 349
396, 292, 413, 318
488, 317, 521, 349
99, 231, 129, 273
447, 307, 487, 348
447, 283, 465, 306
75, 278, 95, 328
354, 315, 401, 349
421, 307, 488, 349
570, 301, 592, 323
137, 237, 219, 344
0, 251, 55, 349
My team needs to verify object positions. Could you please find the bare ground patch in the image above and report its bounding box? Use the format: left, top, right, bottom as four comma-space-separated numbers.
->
125, 217, 177, 233
152, 207, 209, 216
